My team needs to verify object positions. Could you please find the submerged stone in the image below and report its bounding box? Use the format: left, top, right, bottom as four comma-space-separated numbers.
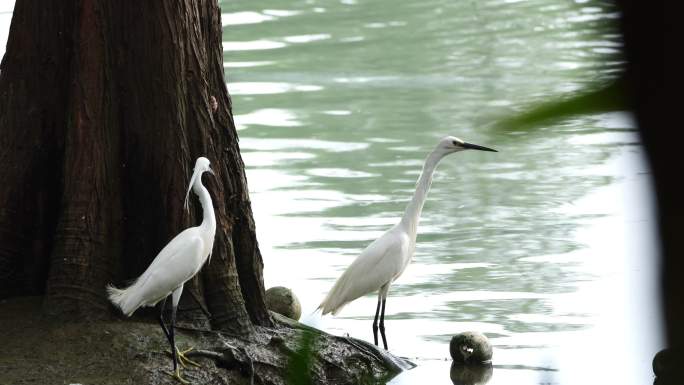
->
265, 286, 302, 320
449, 331, 493, 364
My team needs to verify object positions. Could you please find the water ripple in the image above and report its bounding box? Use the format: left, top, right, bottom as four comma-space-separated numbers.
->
228, 81, 322, 95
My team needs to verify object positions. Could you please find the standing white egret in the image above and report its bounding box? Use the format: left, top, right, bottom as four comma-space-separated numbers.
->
106, 157, 216, 383
319, 136, 496, 350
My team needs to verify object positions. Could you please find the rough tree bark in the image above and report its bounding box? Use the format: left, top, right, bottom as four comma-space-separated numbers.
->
0, 0, 272, 333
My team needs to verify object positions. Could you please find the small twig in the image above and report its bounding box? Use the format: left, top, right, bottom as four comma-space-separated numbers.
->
184, 349, 223, 360
340, 335, 415, 372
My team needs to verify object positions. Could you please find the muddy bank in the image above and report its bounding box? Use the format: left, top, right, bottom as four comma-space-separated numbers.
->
0, 297, 413, 384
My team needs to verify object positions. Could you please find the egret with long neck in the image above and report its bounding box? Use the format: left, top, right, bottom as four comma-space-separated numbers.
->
319, 136, 496, 350
107, 157, 216, 383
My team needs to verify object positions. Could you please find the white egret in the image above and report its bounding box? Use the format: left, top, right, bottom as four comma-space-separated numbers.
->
106, 157, 216, 383
319, 136, 496, 349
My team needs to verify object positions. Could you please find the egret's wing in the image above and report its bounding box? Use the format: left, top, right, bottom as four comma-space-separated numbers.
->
319, 230, 408, 315
109, 231, 205, 316
135, 234, 205, 305
135, 227, 198, 284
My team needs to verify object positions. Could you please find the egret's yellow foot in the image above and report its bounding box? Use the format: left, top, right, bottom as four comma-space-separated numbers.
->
166, 367, 190, 384
177, 347, 201, 368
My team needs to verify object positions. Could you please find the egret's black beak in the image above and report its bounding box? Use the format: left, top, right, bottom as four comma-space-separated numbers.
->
462, 142, 497, 152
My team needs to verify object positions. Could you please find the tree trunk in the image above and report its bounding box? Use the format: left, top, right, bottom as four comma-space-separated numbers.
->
616, 0, 682, 368
0, 0, 271, 333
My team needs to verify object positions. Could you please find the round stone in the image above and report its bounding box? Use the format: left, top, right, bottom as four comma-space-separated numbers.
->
450, 331, 493, 364
265, 286, 302, 320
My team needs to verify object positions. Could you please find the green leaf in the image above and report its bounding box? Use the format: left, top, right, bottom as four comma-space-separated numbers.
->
494, 77, 627, 130
286, 329, 317, 385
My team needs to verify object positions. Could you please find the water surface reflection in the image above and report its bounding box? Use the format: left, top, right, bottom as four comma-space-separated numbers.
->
219, 0, 662, 384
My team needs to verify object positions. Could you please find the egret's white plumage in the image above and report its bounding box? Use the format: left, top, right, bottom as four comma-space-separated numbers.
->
106, 156, 216, 382
107, 157, 216, 316
106, 232, 205, 316
320, 229, 409, 316
319, 136, 496, 348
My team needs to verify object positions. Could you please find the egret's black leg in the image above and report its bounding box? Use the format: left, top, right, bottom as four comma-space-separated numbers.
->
379, 299, 388, 350
158, 296, 173, 345
160, 298, 191, 383
170, 304, 180, 374
372, 299, 382, 346
166, 304, 193, 384
169, 286, 200, 372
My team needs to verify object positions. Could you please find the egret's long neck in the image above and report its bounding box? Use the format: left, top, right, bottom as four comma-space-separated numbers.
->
400, 149, 445, 238
193, 179, 216, 235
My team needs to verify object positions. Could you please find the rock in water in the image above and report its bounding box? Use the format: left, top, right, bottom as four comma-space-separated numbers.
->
265, 286, 302, 320
450, 331, 493, 364
653, 348, 684, 385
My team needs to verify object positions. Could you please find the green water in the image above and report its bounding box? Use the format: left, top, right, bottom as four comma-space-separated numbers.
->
221, 1, 660, 384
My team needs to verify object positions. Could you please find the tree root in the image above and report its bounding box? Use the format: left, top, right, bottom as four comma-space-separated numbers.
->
182, 346, 255, 385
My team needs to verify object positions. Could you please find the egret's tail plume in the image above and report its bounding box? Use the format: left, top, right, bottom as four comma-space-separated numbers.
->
318, 294, 348, 316
106, 283, 139, 317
